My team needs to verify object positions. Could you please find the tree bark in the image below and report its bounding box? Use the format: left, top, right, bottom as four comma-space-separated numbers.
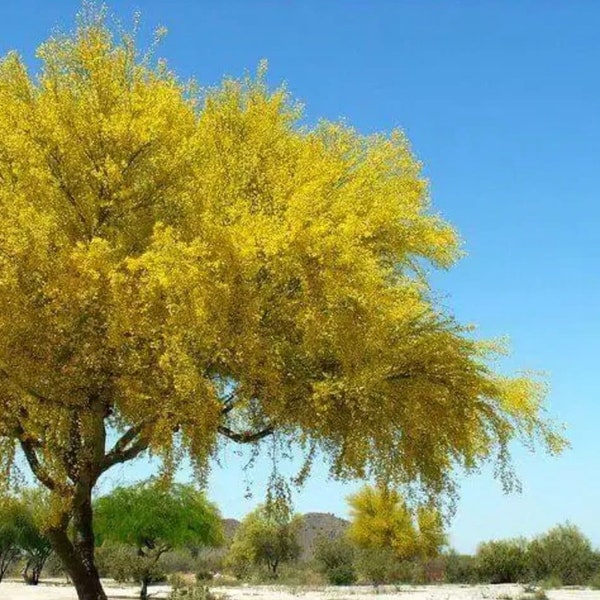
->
140, 577, 149, 600
48, 527, 107, 600
47, 484, 107, 600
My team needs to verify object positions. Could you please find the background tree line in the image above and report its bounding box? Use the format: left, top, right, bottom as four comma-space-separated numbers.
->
3, 481, 600, 597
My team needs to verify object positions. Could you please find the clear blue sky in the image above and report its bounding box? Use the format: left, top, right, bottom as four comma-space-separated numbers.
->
2, 1, 599, 554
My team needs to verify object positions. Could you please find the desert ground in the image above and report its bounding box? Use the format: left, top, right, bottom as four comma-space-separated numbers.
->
1, 582, 600, 600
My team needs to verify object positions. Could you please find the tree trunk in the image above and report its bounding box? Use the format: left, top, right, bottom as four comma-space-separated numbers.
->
48, 482, 107, 600
140, 577, 149, 600
49, 527, 107, 600
22, 560, 30, 584
31, 562, 42, 585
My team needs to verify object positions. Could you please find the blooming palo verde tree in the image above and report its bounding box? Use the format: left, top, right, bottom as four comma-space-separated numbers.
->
0, 7, 565, 600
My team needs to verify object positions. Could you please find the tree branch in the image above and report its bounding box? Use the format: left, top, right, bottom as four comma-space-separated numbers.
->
19, 438, 57, 491
101, 422, 151, 472
109, 421, 148, 454
217, 424, 274, 444
220, 391, 240, 416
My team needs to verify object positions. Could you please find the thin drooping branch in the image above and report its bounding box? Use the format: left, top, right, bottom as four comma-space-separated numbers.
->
217, 424, 274, 444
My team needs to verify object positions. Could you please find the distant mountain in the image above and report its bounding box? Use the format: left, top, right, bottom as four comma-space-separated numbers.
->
221, 512, 349, 561
298, 512, 349, 560
222, 517, 241, 542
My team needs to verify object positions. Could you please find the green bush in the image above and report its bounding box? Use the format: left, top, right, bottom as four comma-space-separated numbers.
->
168, 584, 218, 600
161, 550, 198, 574
195, 548, 226, 577
196, 569, 214, 582
326, 564, 357, 586
539, 575, 563, 589
168, 573, 190, 590
475, 538, 530, 583
528, 523, 596, 585
95, 542, 167, 584
273, 563, 326, 586
313, 535, 356, 585
443, 549, 478, 583
225, 504, 301, 579
355, 547, 400, 585
588, 572, 600, 590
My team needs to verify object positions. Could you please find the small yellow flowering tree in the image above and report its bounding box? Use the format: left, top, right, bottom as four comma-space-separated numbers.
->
0, 8, 565, 600
347, 485, 446, 562
347, 486, 447, 583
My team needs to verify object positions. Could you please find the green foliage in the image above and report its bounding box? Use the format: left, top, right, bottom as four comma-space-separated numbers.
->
96, 542, 167, 584
95, 481, 222, 599
0, 495, 23, 582
160, 549, 198, 575
475, 537, 530, 583
313, 535, 356, 585
538, 575, 563, 589
196, 569, 213, 582
0, 489, 53, 585
226, 504, 301, 579
355, 546, 401, 585
443, 549, 478, 583
527, 523, 597, 585
17, 488, 53, 585
95, 481, 223, 551
168, 583, 218, 600
588, 571, 600, 590
271, 563, 326, 586
192, 547, 227, 580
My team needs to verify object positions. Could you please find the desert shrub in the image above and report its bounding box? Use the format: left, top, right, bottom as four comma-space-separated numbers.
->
355, 547, 401, 585
275, 563, 326, 586
168, 573, 190, 589
168, 584, 218, 600
96, 542, 167, 584
327, 565, 357, 586
423, 556, 446, 583
408, 560, 428, 584
539, 575, 563, 589
196, 569, 214, 582
161, 550, 198, 575
313, 535, 356, 585
476, 538, 530, 583
443, 549, 478, 583
588, 572, 600, 590
528, 523, 596, 585
195, 548, 227, 576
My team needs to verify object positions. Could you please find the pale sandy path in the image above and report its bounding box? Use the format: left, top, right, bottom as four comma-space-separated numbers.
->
1, 581, 600, 600
0, 579, 170, 599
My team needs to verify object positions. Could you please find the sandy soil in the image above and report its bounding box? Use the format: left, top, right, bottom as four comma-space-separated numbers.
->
1, 581, 600, 600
